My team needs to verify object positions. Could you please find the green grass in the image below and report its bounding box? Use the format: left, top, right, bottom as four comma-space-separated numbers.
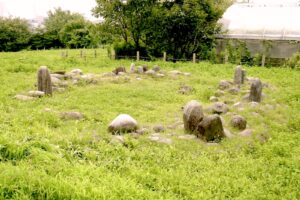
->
0, 49, 299, 199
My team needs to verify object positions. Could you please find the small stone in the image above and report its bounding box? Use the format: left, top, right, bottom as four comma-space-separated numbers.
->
113, 67, 126, 75
14, 95, 36, 101
149, 134, 172, 145
230, 115, 247, 130
60, 112, 84, 120
249, 101, 259, 108
51, 77, 61, 86
233, 102, 242, 108
53, 87, 66, 92
118, 72, 126, 76
136, 128, 149, 135
70, 69, 83, 75
169, 70, 182, 75
212, 102, 229, 114
178, 85, 193, 95
224, 128, 234, 139
228, 87, 239, 95
136, 77, 142, 81
51, 73, 65, 80
108, 114, 138, 134
183, 73, 191, 76
215, 90, 225, 97
239, 129, 253, 137
210, 96, 219, 102
156, 73, 165, 78
153, 125, 165, 133
145, 70, 155, 75
110, 135, 125, 145
102, 72, 116, 77
153, 65, 161, 72
219, 80, 231, 90
28, 91, 45, 98
178, 134, 197, 140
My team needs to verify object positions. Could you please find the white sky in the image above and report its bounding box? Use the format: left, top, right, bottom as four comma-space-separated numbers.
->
0, 0, 98, 20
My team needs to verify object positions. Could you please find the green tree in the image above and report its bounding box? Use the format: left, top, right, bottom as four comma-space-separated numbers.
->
0, 17, 31, 52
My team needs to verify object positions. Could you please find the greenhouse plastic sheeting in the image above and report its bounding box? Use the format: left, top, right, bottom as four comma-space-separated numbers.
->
219, 0, 300, 41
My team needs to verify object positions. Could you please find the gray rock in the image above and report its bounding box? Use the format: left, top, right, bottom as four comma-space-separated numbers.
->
215, 90, 225, 97
228, 87, 239, 95
209, 96, 219, 102
178, 134, 197, 140
183, 73, 191, 76
212, 102, 229, 114
153, 65, 161, 72
239, 129, 253, 137
14, 95, 36, 101
145, 70, 155, 75
249, 78, 263, 102
149, 134, 172, 145
230, 115, 247, 130
113, 67, 126, 75
156, 73, 165, 78
51, 77, 61, 86
196, 114, 225, 142
70, 69, 83, 75
153, 125, 165, 133
28, 91, 45, 98
178, 85, 193, 95
130, 63, 135, 73
137, 66, 144, 74
183, 100, 204, 133
249, 101, 259, 108
234, 65, 243, 85
136, 128, 149, 135
219, 80, 231, 90
169, 70, 182, 75
108, 114, 138, 134
51, 73, 65, 80
60, 112, 84, 120
110, 135, 125, 145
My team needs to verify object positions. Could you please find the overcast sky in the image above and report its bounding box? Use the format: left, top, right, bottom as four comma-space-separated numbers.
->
0, 0, 98, 20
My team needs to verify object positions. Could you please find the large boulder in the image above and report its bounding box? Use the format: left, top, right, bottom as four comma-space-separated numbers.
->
108, 114, 138, 134
196, 114, 225, 142
183, 100, 204, 133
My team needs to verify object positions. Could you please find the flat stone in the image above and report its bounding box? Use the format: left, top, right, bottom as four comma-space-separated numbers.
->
14, 95, 36, 101
153, 125, 165, 133
219, 80, 231, 90
60, 112, 84, 120
145, 70, 156, 75
178, 134, 197, 140
210, 96, 219, 102
110, 135, 125, 145
28, 91, 45, 98
70, 69, 83, 75
239, 129, 253, 137
156, 73, 165, 78
169, 70, 182, 75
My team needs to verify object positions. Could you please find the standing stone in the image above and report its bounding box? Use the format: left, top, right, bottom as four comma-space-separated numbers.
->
137, 66, 144, 74
196, 114, 225, 142
112, 67, 126, 75
130, 63, 135, 73
37, 66, 52, 96
249, 78, 263, 102
108, 114, 138, 134
183, 100, 204, 133
242, 69, 247, 84
234, 65, 243, 85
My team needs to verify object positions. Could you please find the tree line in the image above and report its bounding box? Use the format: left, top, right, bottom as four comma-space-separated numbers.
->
1, 0, 232, 60
0, 8, 112, 52
93, 0, 232, 60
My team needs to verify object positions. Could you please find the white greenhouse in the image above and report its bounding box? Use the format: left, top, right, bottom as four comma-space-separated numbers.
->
218, 0, 300, 65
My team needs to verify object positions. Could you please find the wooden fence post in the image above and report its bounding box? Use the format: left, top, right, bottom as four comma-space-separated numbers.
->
65, 50, 68, 58
80, 50, 83, 58
137, 51, 140, 61
94, 50, 97, 58
163, 52, 167, 62
193, 53, 196, 63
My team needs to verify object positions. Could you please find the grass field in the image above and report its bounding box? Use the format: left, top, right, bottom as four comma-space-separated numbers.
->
0, 49, 299, 199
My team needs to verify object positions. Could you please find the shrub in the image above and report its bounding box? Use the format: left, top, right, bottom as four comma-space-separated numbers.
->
285, 52, 300, 69
113, 41, 148, 59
